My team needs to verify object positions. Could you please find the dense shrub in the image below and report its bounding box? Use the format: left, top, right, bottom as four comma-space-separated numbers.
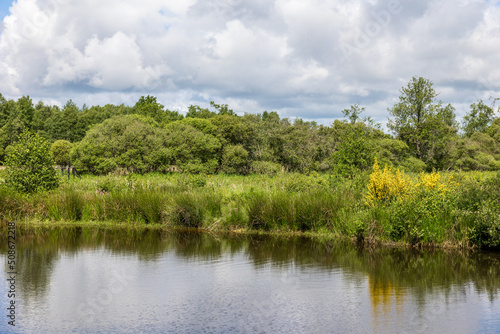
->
163, 121, 221, 174
4, 130, 59, 193
50, 140, 73, 166
70, 115, 168, 174
221, 144, 249, 174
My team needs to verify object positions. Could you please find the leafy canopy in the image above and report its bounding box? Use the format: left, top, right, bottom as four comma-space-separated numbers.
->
388, 76, 458, 169
5, 130, 59, 193
50, 140, 73, 166
462, 100, 496, 137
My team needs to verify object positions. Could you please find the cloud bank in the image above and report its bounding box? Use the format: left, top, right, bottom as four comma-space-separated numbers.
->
1, 0, 500, 126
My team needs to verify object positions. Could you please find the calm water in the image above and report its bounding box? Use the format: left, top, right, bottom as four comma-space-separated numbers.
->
1, 226, 500, 333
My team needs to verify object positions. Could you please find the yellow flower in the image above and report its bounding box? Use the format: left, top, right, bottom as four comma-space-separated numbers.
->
365, 158, 412, 206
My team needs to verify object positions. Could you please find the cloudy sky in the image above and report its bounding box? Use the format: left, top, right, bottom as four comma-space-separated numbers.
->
1, 0, 499, 129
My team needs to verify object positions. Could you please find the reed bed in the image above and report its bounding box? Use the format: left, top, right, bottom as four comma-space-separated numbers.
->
0, 169, 499, 249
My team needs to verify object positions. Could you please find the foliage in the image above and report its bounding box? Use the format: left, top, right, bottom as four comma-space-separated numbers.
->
366, 158, 455, 205
365, 158, 412, 206
0, 87, 499, 178
163, 121, 221, 174
61, 100, 86, 142
451, 132, 500, 171
185, 105, 217, 119
179, 117, 217, 135
50, 140, 73, 166
70, 115, 168, 174
209, 114, 254, 147
221, 144, 249, 174
332, 121, 375, 176
373, 138, 409, 167
134, 95, 182, 124
0, 171, 499, 248
250, 161, 282, 175
275, 119, 319, 173
462, 100, 496, 137
4, 130, 59, 193
388, 76, 458, 169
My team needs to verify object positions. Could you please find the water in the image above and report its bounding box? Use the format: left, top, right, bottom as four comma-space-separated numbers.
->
1, 226, 499, 333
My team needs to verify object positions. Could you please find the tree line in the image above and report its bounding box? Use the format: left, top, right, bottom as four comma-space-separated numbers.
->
0, 76, 499, 175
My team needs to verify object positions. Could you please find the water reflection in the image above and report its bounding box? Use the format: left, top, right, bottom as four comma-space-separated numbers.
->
1, 225, 499, 333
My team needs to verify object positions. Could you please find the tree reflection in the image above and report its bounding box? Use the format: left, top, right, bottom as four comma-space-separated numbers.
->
1, 226, 499, 306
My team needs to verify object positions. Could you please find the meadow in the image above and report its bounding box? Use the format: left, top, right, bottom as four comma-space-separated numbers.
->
1, 167, 499, 249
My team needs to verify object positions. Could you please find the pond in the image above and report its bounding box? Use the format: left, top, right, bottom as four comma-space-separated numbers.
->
1, 226, 500, 333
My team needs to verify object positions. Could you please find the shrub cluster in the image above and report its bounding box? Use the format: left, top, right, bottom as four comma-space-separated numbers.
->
364, 161, 499, 248
0, 170, 498, 249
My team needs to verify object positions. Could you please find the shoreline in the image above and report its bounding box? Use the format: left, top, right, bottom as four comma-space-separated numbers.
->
5, 219, 479, 251
1, 171, 498, 251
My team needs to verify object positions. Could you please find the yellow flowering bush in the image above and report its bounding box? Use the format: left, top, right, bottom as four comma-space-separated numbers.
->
365, 158, 412, 206
417, 171, 448, 193
366, 160, 457, 206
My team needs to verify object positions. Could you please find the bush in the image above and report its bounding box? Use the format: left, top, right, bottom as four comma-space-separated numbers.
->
163, 121, 221, 174
221, 144, 249, 174
365, 158, 412, 206
5, 130, 59, 193
70, 115, 168, 174
50, 140, 73, 166
467, 200, 500, 248
401, 156, 427, 173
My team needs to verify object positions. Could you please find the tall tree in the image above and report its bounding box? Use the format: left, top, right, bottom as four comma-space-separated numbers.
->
388, 76, 458, 168
32, 101, 54, 138
62, 99, 86, 142
210, 101, 237, 116
17, 96, 35, 130
134, 96, 182, 124
186, 105, 217, 119
134, 95, 164, 121
462, 100, 496, 137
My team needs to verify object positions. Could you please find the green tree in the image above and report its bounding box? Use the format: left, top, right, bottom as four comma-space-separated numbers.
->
62, 100, 86, 142
485, 117, 500, 143
47, 107, 65, 141
342, 104, 364, 124
0, 117, 25, 163
209, 115, 254, 147
134, 95, 164, 122
163, 122, 221, 174
0, 95, 15, 129
134, 96, 182, 124
331, 121, 374, 176
17, 95, 35, 130
32, 101, 54, 139
179, 117, 217, 135
185, 105, 217, 119
275, 119, 322, 173
221, 144, 249, 174
462, 100, 496, 137
70, 115, 168, 174
243, 112, 281, 164
210, 101, 237, 116
50, 140, 73, 166
4, 130, 59, 193
388, 76, 458, 169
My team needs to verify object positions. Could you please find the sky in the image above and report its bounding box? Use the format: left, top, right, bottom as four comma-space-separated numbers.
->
1, 0, 500, 130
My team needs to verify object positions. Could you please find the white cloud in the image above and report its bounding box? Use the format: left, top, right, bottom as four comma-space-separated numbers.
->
0, 0, 499, 125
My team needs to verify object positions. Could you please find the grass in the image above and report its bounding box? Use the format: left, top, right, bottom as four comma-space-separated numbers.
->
0, 169, 499, 249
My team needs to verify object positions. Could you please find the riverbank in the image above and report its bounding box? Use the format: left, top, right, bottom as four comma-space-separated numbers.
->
1, 170, 499, 249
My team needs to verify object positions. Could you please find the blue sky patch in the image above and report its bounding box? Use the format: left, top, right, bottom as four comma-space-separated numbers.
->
0, 0, 13, 20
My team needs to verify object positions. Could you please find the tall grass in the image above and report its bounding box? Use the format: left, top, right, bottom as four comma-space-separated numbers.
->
0, 170, 498, 248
